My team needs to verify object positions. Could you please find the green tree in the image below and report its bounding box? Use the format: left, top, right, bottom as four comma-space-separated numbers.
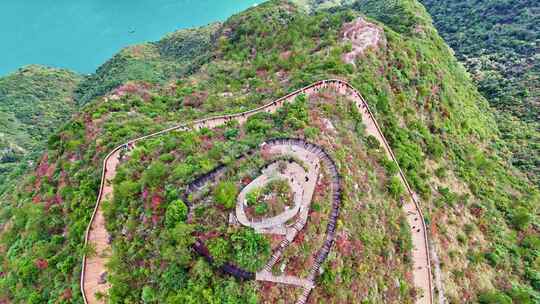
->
115, 180, 140, 201
231, 228, 270, 272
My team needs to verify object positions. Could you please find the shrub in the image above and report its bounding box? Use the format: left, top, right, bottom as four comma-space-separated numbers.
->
47, 134, 61, 150
387, 176, 404, 199
484, 245, 507, 267
319, 263, 337, 293
304, 126, 320, 139
478, 291, 512, 304
456, 234, 467, 245
511, 207, 533, 230
207, 237, 232, 266
522, 235, 540, 250
165, 200, 188, 228
380, 157, 399, 175
284, 95, 309, 129
214, 181, 238, 209
159, 153, 175, 162
507, 286, 535, 304
141, 286, 156, 303
437, 187, 458, 206
434, 166, 447, 178
246, 113, 272, 135
366, 135, 381, 149
224, 128, 239, 139
142, 161, 167, 187
254, 203, 268, 215
246, 189, 259, 206
231, 228, 270, 272
525, 268, 540, 290
427, 137, 444, 158
172, 163, 195, 180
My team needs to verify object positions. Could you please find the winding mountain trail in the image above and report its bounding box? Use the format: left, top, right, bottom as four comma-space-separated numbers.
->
81, 79, 434, 304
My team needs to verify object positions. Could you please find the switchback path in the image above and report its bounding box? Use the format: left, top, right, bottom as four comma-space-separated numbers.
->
81, 79, 433, 304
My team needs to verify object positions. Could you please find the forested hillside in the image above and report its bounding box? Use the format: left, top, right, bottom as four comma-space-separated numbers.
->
0, 26, 219, 194
420, 0, 540, 185
421, 0, 538, 121
74, 24, 220, 106
0, 65, 82, 191
0, 0, 538, 303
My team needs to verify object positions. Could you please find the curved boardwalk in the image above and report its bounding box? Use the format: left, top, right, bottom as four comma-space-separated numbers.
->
184, 138, 337, 304
81, 79, 433, 304
236, 161, 310, 232
256, 138, 342, 304
236, 144, 320, 235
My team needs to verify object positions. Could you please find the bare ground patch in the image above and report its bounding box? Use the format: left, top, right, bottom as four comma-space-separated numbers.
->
341, 17, 385, 65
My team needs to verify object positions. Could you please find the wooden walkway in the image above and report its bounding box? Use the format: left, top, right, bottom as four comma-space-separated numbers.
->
256, 271, 314, 288
235, 161, 316, 233
182, 138, 336, 304
255, 139, 342, 304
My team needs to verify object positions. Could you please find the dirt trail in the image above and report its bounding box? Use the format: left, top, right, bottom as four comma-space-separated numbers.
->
81, 79, 433, 304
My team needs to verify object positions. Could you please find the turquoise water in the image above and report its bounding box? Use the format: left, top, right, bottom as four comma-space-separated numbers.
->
1, 0, 260, 76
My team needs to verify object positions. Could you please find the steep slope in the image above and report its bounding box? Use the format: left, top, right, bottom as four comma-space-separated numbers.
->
0, 1, 538, 303
420, 0, 540, 186
0, 65, 82, 191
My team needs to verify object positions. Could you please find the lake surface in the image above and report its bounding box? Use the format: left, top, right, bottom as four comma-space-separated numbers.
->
1, 0, 260, 76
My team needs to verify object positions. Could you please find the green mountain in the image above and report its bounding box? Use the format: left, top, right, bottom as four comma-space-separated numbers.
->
0, 65, 82, 189
420, 0, 540, 186
0, 1, 538, 303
